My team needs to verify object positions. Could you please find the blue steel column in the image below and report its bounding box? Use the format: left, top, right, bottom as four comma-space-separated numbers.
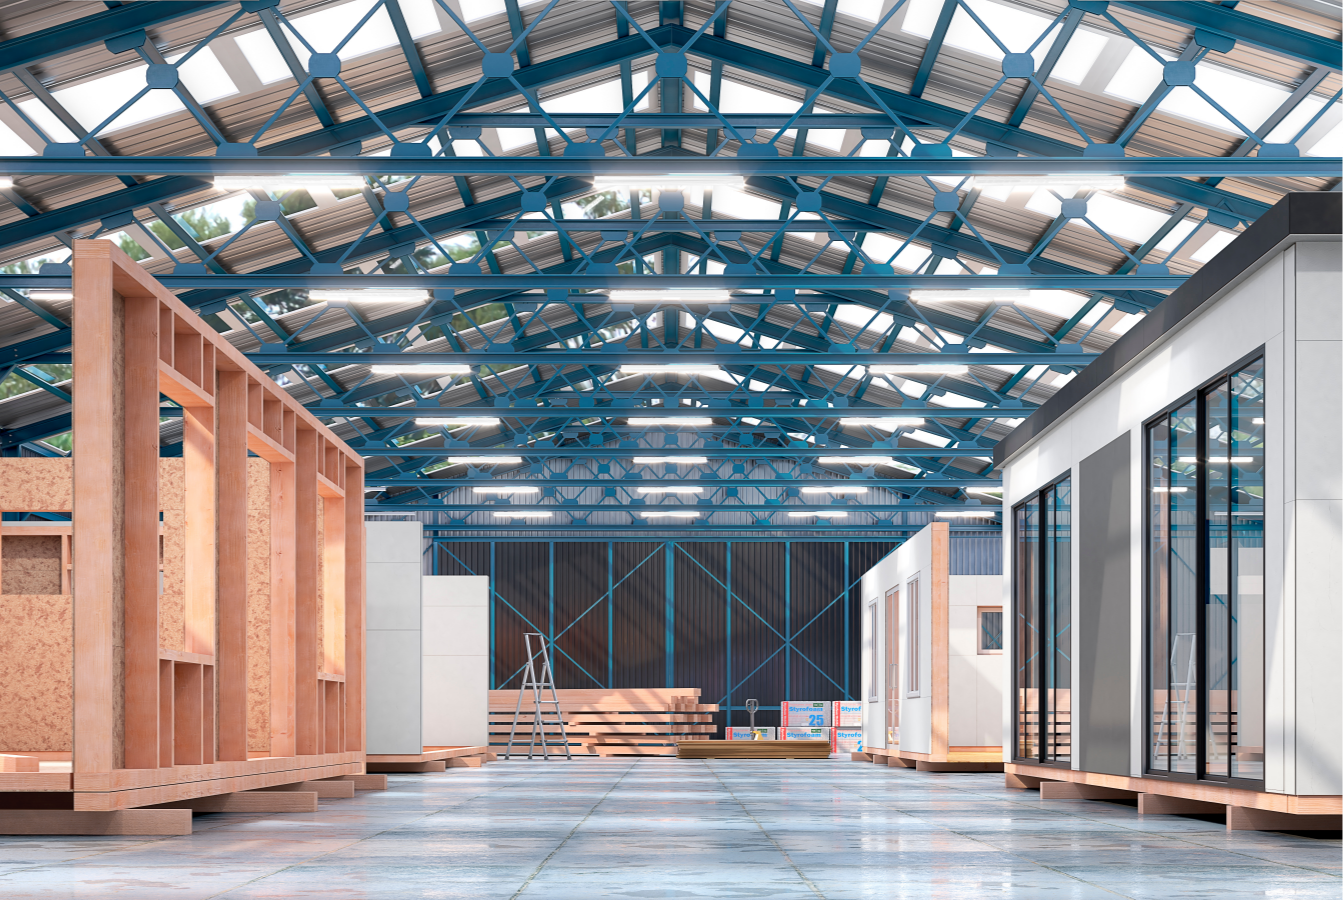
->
549, 541, 555, 652
607, 541, 614, 689
490, 542, 497, 689
665, 542, 675, 689
785, 541, 791, 704
726, 541, 732, 729
843, 541, 850, 701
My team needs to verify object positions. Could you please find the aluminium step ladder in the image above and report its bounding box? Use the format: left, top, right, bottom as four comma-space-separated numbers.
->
504, 633, 572, 760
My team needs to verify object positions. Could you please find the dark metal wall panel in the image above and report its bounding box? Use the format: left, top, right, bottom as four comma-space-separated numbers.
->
610, 542, 665, 689
553, 542, 610, 689
493, 543, 552, 689
789, 542, 850, 704
951, 535, 1005, 575
673, 543, 728, 721
727, 541, 788, 728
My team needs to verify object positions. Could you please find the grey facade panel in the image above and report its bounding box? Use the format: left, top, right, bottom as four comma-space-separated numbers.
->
951, 535, 1004, 575
1077, 434, 1132, 777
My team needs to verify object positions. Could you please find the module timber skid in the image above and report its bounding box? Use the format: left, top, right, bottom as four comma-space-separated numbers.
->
0, 242, 368, 834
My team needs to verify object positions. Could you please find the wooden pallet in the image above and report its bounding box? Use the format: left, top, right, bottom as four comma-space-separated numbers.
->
489, 689, 718, 756
677, 741, 831, 760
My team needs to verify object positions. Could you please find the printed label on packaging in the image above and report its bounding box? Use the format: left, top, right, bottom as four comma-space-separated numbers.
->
832, 700, 863, 728
834, 728, 863, 753
781, 701, 831, 727
781, 727, 835, 751
725, 727, 776, 741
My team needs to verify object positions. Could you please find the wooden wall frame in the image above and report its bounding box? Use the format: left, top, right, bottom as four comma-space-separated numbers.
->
0, 241, 367, 812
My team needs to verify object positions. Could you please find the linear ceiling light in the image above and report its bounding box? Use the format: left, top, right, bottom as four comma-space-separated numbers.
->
633, 456, 709, 464
638, 511, 700, 519
619, 365, 723, 375
936, 509, 998, 517
787, 510, 848, 518
449, 456, 522, 464
473, 486, 541, 495
627, 417, 715, 426
869, 364, 968, 375
416, 417, 501, 426
1151, 486, 1189, 493
310, 289, 431, 303
800, 486, 868, 494
818, 456, 898, 465
636, 486, 704, 494
607, 290, 733, 305
1178, 456, 1256, 463
839, 417, 924, 428
29, 289, 74, 301
970, 175, 1126, 190
591, 175, 745, 190
909, 290, 1030, 303
214, 175, 367, 191
371, 364, 472, 374
0, 177, 13, 189
493, 511, 553, 519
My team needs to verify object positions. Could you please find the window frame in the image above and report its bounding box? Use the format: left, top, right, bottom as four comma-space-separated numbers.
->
905, 576, 921, 699
1012, 468, 1072, 768
1142, 348, 1266, 788
978, 607, 1004, 655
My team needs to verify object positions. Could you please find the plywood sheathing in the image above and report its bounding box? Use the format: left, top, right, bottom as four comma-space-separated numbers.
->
247, 459, 271, 755
0, 459, 73, 511
158, 459, 186, 653
0, 595, 72, 752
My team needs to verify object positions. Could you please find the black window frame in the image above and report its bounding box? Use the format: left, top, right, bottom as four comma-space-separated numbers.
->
1142, 347, 1266, 789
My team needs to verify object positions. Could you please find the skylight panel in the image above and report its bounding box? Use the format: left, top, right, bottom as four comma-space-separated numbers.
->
861, 233, 931, 272
796, 0, 880, 23
1305, 119, 1343, 157
1081, 194, 1169, 244
1049, 28, 1108, 85
1264, 94, 1331, 144
709, 186, 782, 221
498, 73, 650, 151
461, 0, 544, 23
0, 120, 36, 156
1109, 311, 1142, 335
1155, 219, 1197, 253
903, 0, 1072, 71
1017, 290, 1088, 320
1191, 229, 1237, 263
1024, 186, 1078, 218
692, 72, 801, 143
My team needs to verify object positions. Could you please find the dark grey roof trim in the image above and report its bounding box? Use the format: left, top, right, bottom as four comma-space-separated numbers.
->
993, 192, 1342, 469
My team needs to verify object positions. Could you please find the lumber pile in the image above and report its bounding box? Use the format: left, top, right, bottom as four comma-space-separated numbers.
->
489, 689, 717, 756
677, 740, 831, 760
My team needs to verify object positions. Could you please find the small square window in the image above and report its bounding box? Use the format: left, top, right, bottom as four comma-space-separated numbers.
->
978, 607, 1003, 654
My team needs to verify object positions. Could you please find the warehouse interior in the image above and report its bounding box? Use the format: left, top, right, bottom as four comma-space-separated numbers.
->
0, 0, 1339, 897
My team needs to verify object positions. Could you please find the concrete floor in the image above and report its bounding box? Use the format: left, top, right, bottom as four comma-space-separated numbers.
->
0, 759, 1338, 899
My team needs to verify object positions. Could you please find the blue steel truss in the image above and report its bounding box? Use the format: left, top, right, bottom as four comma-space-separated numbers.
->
0, 0, 1338, 537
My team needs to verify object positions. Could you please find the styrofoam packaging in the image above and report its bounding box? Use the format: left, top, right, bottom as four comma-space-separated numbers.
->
780, 701, 831, 727
834, 728, 863, 754
725, 727, 776, 741
832, 700, 862, 728
782, 727, 834, 751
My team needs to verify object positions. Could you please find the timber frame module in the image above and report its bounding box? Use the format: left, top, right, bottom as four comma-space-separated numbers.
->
0, 241, 367, 834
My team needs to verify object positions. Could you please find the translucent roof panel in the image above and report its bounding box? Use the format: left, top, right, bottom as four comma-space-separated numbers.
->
902, 0, 1104, 79
1191, 229, 1238, 263
796, 0, 882, 23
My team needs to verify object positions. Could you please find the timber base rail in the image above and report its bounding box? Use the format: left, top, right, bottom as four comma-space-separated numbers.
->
489, 689, 717, 756
366, 746, 497, 772
0, 242, 369, 835
856, 746, 1003, 772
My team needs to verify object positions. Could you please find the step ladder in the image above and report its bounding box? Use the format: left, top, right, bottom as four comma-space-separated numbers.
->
504, 633, 571, 760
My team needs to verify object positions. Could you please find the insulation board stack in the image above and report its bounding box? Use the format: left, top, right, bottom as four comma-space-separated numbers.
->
834, 728, 863, 754
780, 701, 831, 727
832, 701, 862, 728
781, 727, 835, 750
725, 727, 776, 740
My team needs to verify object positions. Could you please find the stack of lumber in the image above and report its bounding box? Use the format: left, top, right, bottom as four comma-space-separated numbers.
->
677, 740, 831, 760
488, 689, 717, 756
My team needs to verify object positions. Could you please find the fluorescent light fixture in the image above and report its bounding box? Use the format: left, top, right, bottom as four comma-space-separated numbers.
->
967, 488, 1003, 496
1152, 486, 1189, 493
416, 417, 501, 426
1228, 457, 1255, 463
493, 511, 553, 519
970, 175, 1127, 190
310, 289, 431, 303
449, 456, 522, 464
29, 289, 74, 301
0, 177, 12, 189
869, 364, 968, 375
909, 289, 1031, 303
364, 485, 387, 492
627, 417, 715, 426
607, 290, 732, 304
633, 456, 709, 464
619, 365, 723, 376
800, 486, 868, 495
839, 417, 924, 428
1252, 417, 1265, 425
936, 509, 998, 517
214, 175, 367, 191
371, 364, 472, 374
639, 511, 700, 519
472, 486, 541, 495
787, 511, 848, 518
636, 486, 704, 494
1177, 457, 1198, 463
1182, 456, 1255, 463
818, 456, 898, 465
591, 175, 745, 190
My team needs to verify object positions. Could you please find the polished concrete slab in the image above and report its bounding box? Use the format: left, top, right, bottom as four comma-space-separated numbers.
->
0, 759, 1337, 898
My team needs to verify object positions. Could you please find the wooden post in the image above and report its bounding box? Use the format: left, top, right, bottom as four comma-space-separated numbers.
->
72, 241, 119, 775
216, 371, 249, 760
322, 493, 345, 677
173, 662, 203, 766
270, 436, 297, 757
183, 403, 215, 657
123, 293, 160, 769
344, 463, 365, 752
294, 429, 319, 756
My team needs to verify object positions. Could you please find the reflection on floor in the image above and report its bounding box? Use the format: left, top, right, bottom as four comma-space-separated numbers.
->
0, 759, 1338, 898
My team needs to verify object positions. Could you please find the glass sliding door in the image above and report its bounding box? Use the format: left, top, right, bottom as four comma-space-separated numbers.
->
1013, 475, 1071, 766
1146, 357, 1264, 785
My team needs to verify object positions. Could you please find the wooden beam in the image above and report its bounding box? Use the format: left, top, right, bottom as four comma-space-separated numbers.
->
153, 790, 318, 813
1226, 807, 1342, 832
1138, 793, 1225, 815
158, 659, 173, 767
366, 760, 447, 773
123, 293, 160, 769
269, 457, 297, 757
173, 662, 203, 766
327, 773, 386, 790
1039, 781, 1138, 801
183, 400, 215, 657
260, 779, 354, 798
344, 463, 365, 752
0, 809, 192, 835
216, 370, 249, 761
72, 240, 118, 775
294, 428, 319, 756
0, 754, 39, 772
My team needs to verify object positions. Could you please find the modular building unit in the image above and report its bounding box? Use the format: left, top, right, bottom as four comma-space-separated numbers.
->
859, 522, 1003, 770
993, 193, 1340, 829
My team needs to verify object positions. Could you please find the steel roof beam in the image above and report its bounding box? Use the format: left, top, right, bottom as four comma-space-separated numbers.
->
0, 1, 225, 73
256, 351, 1091, 367
1114, 1, 1341, 71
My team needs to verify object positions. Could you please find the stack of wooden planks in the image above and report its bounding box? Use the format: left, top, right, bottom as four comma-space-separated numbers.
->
677, 740, 831, 760
489, 689, 717, 756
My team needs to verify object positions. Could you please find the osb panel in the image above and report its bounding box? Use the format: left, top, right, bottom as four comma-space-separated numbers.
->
0, 595, 73, 752
0, 459, 73, 511
247, 464, 271, 753
316, 496, 324, 669
2, 535, 62, 595
159, 511, 185, 653
158, 459, 184, 511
